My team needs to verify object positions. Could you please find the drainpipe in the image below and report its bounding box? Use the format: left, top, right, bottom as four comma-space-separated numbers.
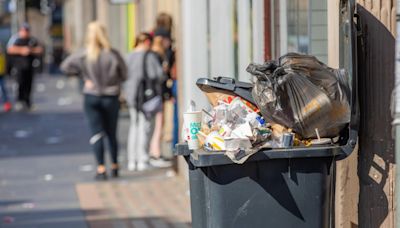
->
18, 0, 26, 23
92, 0, 97, 20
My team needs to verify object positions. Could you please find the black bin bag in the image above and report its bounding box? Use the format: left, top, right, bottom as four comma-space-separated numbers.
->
247, 53, 351, 138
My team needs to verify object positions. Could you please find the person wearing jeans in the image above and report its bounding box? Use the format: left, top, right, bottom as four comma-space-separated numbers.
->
0, 76, 11, 112
0, 44, 11, 112
61, 21, 127, 180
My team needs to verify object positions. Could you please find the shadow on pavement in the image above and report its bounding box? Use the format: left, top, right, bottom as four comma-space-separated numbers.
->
85, 214, 192, 228
0, 208, 87, 228
1, 208, 191, 228
0, 200, 31, 207
0, 111, 91, 158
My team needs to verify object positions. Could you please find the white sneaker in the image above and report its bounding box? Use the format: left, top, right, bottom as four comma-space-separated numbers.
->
149, 158, 172, 168
128, 162, 136, 171
137, 162, 149, 171
14, 102, 23, 111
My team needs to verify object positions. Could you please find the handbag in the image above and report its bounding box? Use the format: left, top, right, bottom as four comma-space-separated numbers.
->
135, 51, 163, 119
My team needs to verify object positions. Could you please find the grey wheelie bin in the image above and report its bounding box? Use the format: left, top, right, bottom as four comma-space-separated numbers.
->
174, 0, 358, 227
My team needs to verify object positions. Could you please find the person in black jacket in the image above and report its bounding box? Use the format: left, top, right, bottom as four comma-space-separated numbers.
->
7, 23, 43, 110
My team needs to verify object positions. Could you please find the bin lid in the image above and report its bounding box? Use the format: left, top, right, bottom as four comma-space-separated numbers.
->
196, 76, 256, 105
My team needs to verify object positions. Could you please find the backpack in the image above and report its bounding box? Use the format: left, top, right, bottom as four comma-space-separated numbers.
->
135, 51, 162, 119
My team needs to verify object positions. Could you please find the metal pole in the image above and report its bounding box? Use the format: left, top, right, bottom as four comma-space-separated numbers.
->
394, 1, 400, 227
19, 0, 26, 23
10, 0, 18, 34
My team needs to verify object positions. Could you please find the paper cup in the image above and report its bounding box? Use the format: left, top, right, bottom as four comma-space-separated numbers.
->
183, 111, 202, 150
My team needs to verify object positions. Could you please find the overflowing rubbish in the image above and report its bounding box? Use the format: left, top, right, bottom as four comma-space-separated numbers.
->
248, 53, 350, 138
182, 53, 351, 163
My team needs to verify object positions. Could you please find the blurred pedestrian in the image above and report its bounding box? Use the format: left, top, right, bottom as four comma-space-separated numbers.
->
155, 12, 173, 35
152, 13, 175, 102
147, 35, 172, 167
125, 33, 164, 171
151, 36, 165, 63
0, 43, 11, 112
7, 23, 43, 111
61, 21, 127, 180
151, 13, 178, 163
154, 13, 175, 82
152, 31, 174, 100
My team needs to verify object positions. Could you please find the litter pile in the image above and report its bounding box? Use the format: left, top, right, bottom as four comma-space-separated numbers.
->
182, 53, 351, 163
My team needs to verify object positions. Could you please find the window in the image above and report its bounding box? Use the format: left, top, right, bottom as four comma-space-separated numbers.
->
271, 0, 328, 63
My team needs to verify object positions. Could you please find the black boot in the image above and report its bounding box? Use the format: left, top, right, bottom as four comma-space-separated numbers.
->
95, 172, 107, 181
111, 168, 119, 178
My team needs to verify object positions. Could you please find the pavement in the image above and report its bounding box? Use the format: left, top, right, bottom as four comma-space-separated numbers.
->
0, 75, 191, 228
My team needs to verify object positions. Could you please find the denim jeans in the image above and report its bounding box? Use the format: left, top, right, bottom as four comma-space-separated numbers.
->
0, 76, 9, 103
84, 94, 120, 166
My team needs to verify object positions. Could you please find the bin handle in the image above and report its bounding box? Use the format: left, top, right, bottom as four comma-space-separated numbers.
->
337, 129, 358, 160
216, 76, 235, 84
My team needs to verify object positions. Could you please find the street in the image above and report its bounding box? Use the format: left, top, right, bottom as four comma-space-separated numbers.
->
0, 75, 191, 228
0, 0, 395, 226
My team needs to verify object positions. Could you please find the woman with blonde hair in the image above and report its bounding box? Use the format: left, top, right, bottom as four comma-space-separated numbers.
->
61, 21, 127, 180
